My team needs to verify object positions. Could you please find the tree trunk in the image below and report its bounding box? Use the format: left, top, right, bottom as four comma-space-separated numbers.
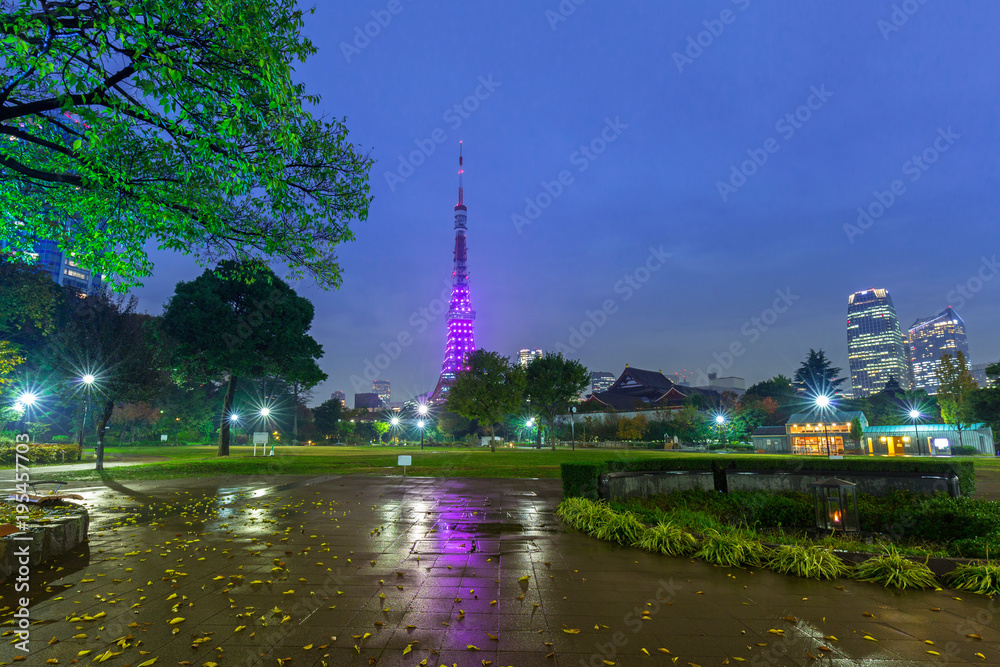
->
218, 374, 237, 457
293, 383, 299, 446
77, 401, 88, 461
550, 417, 556, 451
95, 399, 115, 472
490, 423, 496, 453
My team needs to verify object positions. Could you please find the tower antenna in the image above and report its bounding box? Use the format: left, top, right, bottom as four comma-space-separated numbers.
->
458, 140, 464, 206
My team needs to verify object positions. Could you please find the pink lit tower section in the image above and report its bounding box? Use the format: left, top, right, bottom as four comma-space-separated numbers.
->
431, 143, 476, 402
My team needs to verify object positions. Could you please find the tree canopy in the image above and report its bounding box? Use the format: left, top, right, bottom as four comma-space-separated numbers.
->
161, 260, 326, 455
0, 0, 371, 288
793, 349, 845, 397
936, 351, 978, 444
524, 353, 589, 451
446, 349, 524, 452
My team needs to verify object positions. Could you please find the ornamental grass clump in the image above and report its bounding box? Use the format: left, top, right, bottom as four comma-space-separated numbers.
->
944, 561, 1000, 596
634, 521, 699, 557
555, 497, 591, 529
592, 508, 647, 545
852, 545, 939, 589
767, 544, 851, 580
695, 529, 769, 568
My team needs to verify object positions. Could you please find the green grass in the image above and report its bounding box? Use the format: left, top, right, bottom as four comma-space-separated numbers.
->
37, 446, 735, 482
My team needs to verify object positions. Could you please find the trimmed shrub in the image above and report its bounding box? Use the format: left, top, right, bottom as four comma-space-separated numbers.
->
561, 463, 604, 500
947, 535, 1000, 559
951, 445, 981, 456
50, 435, 72, 444
0, 443, 80, 465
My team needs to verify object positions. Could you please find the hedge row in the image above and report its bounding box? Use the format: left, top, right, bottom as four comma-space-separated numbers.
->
0, 444, 80, 465
561, 455, 976, 500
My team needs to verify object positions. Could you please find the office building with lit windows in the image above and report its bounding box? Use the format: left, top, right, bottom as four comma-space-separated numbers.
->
846, 288, 909, 397
518, 348, 543, 368
2, 235, 102, 293
590, 371, 616, 395
908, 307, 970, 394
372, 379, 390, 406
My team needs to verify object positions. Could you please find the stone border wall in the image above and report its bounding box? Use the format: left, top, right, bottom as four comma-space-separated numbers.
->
0, 509, 89, 581
599, 470, 714, 501
725, 469, 961, 497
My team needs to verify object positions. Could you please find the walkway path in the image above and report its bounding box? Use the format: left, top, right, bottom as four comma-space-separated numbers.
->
3, 475, 998, 666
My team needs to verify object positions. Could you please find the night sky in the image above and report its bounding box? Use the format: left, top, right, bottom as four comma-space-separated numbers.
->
131, 1, 1000, 406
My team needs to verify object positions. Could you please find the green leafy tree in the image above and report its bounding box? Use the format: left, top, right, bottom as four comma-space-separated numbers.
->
161, 261, 326, 456
849, 416, 865, 450
936, 351, 978, 447
313, 398, 342, 441
616, 414, 647, 442
524, 353, 589, 451
0, 1, 371, 288
437, 409, 476, 442
447, 349, 525, 452
52, 292, 170, 470
0, 340, 24, 396
793, 349, 845, 397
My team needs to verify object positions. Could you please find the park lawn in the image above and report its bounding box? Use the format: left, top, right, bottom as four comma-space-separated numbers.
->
48, 446, 751, 482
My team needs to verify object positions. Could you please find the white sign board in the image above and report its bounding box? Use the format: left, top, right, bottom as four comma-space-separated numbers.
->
253, 432, 269, 445
397, 455, 412, 466
160, 434, 168, 442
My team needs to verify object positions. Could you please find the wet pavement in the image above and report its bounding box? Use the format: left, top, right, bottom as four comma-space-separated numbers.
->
2, 474, 999, 666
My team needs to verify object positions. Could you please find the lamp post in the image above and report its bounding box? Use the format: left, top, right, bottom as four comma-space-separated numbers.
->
570, 406, 577, 451
815, 395, 833, 457
78, 374, 96, 460
909, 409, 924, 456
229, 413, 240, 446
715, 414, 726, 449
390, 416, 400, 445
417, 404, 428, 449
15, 391, 38, 442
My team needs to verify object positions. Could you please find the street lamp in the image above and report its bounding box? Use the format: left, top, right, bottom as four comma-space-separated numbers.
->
570, 406, 577, 451
78, 374, 96, 460
815, 394, 833, 457
909, 408, 925, 456
15, 391, 38, 442
715, 414, 726, 449
390, 416, 400, 445
417, 419, 426, 449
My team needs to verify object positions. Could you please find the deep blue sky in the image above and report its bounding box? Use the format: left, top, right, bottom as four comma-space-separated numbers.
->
132, 0, 1000, 406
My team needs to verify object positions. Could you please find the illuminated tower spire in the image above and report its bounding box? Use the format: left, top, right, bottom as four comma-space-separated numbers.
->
431, 142, 477, 402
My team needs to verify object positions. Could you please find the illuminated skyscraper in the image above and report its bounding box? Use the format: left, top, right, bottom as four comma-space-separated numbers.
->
590, 371, 615, 394
518, 348, 543, 368
908, 307, 970, 394
846, 288, 909, 397
431, 143, 476, 402
372, 379, 390, 406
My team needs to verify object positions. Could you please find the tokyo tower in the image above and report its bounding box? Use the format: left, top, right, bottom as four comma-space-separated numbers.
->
430, 142, 476, 402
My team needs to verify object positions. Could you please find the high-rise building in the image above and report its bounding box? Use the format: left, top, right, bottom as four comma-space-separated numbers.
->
331, 390, 346, 406
590, 371, 616, 394
971, 363, 997, 389
3, 235, 103, 293
518, 349, 543, 368
908, 307, 970, 394
372, 380, 390, 405
846, 288, 909, 397
354, 393, 382, 410
431, 143, 476, 402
